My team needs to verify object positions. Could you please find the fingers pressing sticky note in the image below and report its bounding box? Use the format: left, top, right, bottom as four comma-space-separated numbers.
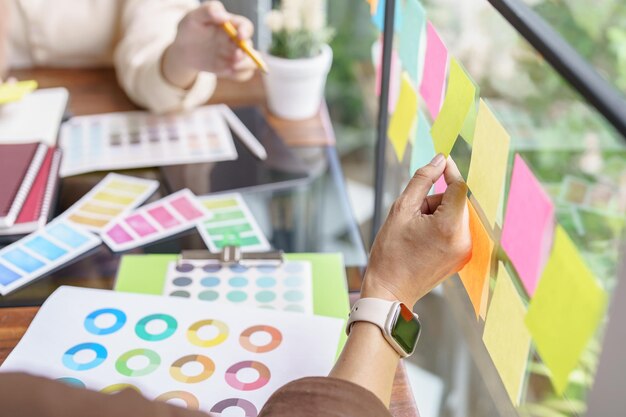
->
419, 22, 448, 119
458, 200, 494, 318
467, 100, 510, 228
525, 226, 607, 395
431, 59, 477, 156
0, 80, 38, 105
387, 73, 417, 162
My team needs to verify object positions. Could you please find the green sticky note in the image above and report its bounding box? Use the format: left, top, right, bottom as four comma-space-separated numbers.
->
430, 58, 476, 156
525, 226, 607, 395
398, 0, 426, 84
409, 111, 435, 176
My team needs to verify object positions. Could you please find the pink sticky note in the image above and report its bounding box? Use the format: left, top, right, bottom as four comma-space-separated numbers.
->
419, 22, 448, 119
434, 175, 447, 194
501, 155, 555, 296
375, 36, 401, 113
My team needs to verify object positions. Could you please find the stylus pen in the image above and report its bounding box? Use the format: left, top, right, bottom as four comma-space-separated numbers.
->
220, 106, 268, 161
221, 21, 269, 74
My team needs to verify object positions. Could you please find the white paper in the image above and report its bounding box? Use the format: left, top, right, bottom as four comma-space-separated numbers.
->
1, 287, 343, 415
163, 260, 313, 314
59, 105, 238, 177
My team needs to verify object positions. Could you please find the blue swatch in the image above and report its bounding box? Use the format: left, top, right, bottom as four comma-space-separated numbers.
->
25, 236, 67, 261
2, 248, 45, 273
229, 277, 248, 287
256, 277, 276, 288
200, 277, 220, 287
372, 0, 403, 33
46, 223, 88, 248
0, 263, 21, 286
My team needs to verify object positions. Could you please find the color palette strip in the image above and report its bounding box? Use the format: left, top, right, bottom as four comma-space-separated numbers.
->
197, 193, 270, 253
101, 189, 210, 252
60, 173, 159, 233
0, 219, 101, 295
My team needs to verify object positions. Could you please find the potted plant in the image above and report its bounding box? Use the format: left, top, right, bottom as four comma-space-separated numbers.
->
263, 0, 334, 120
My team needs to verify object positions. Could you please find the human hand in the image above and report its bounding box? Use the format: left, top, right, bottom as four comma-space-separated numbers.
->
162, 1, 257, 89
361, 154, 472, 307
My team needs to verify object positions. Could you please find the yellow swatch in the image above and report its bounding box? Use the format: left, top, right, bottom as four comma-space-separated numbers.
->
387, 72, 418, 162
430, 59, 476, 156
78, 202, 124, 217
458, 200, 494, 318
467, 100, 510, 228
525, 226, 607, 395
0, 80, 38, 105
93, 191, 135, 206
106, 180, 150, 194
483, 264, 530, 406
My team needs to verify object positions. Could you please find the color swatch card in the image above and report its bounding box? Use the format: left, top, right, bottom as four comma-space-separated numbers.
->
59, 105, 238, 177
0, 220, 101, 295
101, 189, 210, 252
60, 173, 159, 233
1, 286, 343, 416
163, 259, 313, 314
198, 193, 271, 253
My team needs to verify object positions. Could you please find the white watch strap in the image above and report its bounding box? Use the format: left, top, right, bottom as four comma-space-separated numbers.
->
346, 298, 397, 336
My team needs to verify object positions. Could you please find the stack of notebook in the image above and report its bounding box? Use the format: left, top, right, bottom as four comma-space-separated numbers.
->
0, 142, 62, 237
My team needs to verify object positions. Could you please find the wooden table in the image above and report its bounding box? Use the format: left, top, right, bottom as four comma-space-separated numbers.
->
1, 68, 419, 417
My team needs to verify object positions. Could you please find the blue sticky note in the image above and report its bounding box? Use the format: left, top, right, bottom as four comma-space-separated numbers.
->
398, 0, 426, 84
46, 223, 89, 248
372, 0, 404, 33
0, 263, 21, 286
2, 248, 45, 273
25, 236, 68, 261
410, 111, 436, 176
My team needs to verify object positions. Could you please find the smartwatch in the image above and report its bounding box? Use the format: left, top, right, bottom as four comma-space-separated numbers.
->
346, 298, 421, 357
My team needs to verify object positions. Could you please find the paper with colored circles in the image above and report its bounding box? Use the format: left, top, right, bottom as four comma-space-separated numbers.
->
1, 286, 343, 416
163, 260, 313, 314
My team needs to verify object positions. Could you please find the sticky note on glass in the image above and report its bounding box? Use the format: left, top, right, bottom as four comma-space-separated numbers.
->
197, 193, 271, 253
458, 200, 494, 317
430, 59, 476, 156
388, 73, 417, 162
466, 100, 510, 228
398, 0, 426, 85
409, 111, 435, 176
61, 173, 159, 233
525, 226, 607, 395
0, 80, 38, 105
367, 0, 378, 15
372, 0, 403, 32
374, 36, 401, 113
419, 22, 448, 119
483, 265, 530, 406
501, 155, 555, 296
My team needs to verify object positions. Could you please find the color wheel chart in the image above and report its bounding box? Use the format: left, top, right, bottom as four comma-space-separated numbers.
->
1, 287, 343, 416
162, 260, 314, 314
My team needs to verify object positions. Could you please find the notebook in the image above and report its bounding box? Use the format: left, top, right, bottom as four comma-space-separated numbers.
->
0, 87, 69, 146
0, 143, 48, 228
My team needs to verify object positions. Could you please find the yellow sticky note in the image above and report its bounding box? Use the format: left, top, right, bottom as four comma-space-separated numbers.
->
387, 73, 417, 162
430, 58, 476, 156
483, 264, 530, 406
458, 200, 494, 318
466, 100, 510, 228
0, 80, 38, 105
525, 226, 607, 395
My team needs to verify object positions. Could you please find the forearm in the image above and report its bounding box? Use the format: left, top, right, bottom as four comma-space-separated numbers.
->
329, 321, 400, 406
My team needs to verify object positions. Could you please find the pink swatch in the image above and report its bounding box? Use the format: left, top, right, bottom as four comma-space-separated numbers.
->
170, 196, 204, 221
434, 175, 447, 194
419, 22, 448, 119
148, 206, 180, 229
107, 224, 133, 244
125, 214, 157, 237
375, 35, 401, 113
501, 155, 555, 296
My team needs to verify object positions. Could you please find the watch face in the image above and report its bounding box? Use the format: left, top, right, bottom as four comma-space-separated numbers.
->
390, 303, 421, 354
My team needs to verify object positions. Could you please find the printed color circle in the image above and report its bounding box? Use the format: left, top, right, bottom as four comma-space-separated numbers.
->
56, 377, 85, 388
172, 277, 192, 287
187, 319, 229, 347
101, 383, 140, 394
284, 290, 305, 302
284, 276, 304, 288
170, 290, 190, 298
285, 304, 305, 313
240, 325, 282, 353
200, 277, 220, 287
256, 277, 276, 288
255, 291, 276, 303
283, 262, 304, 273
176, 263, 194, 273
115, 349, 160, 377
135, 314, 178, 341
225, 361, 271, 391
156, 391, 199, 410
170, 354, 215, 383
227, 291, 247, 302
210, 398, 258, 417
256, 265, 277, 273
202, 263, 221, 272
229, 264, 248, 273
228, 276, 248, 287
63, 343, 107, 371
84, 308, 126, 335
198, 290, 219, 301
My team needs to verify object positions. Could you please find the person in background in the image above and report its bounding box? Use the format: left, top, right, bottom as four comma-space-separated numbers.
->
0, 154, 472, 416
0, 0, 257, 113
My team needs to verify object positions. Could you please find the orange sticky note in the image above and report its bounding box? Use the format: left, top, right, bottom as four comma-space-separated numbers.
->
367, 0, 378, 15
458, 200, 494, 317
387, 73, 418, 162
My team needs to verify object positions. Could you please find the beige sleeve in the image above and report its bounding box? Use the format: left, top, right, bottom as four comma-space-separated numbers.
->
114, 0, 216, 114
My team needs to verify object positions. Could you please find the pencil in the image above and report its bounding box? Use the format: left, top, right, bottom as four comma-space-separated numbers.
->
221, 21, 269, 74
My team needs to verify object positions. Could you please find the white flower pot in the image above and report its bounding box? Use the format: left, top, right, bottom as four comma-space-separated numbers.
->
262, 44, 333, 120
